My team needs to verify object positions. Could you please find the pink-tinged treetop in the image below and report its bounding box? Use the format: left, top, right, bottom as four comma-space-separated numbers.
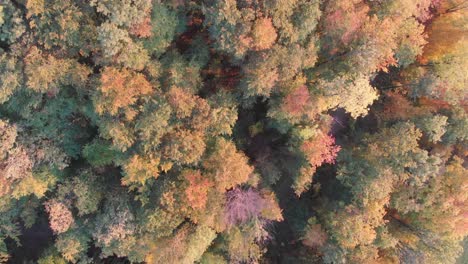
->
324, 0, 370, 49
301, 133, 341, 169
281, 85, 310, 116
293, 133, 341, 195
45, 200, 74, 234
224, 188, 282, 227
225, 188, 264, 226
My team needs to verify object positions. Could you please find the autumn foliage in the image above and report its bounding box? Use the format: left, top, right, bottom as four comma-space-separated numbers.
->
0, 0, 466, 263
95, 67, 153, 116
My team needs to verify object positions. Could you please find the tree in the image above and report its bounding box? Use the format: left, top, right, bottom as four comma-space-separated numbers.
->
224, 188, 282, 227
281, 84, 310, 117
24, 46, 90, 94
144, 2, 184, 56
93, 196, 138, 260
82, 139, 121, 167
224, 188, 264, 226
0, 2, 26, 44
37, 248, 67, 264
122, 154, 160, 186
180, 225, 217, 264
404, 4, 468, 103
99, 119, 135, 151
394, 18, 427, 67
203, 0, 254, 60
0, 119, 16, 160
0, 52, 22, 104
239, 52, 279, 98
166, 86, 197, 118
96, 22, 131, 59
251, 17, 277, 51
414, 114, 448, 143
317, 75, 379, 118
393, 156, 468, 239
203, 138, 254, 191
94, 67, 153, 117
292, 0, 321, 44
28, 0, 97, 55
55, 228, 90, 262
0, 0, 466, 263
321, 0, 370, 53
302, 217, 328, 249
144, 223, 216, 264
293, 131, 340, 195
90, 0, 151, 27
161, 129, 206, 165
55, 170, 104, 216
183, 169, 213, 210
44, 200, 74, 234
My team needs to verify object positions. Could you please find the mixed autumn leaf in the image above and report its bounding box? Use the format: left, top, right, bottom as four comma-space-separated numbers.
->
0, 0, 467, 263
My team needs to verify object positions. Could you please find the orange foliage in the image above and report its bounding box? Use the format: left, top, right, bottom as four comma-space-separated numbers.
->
129, 17, 152, 38
376, 56, 398, 73
418, 96, 457, 111
167, 87, 196, 118
162, 129, 206, 165
183, 170, 213, 210
301, 133, 340, 169
96, 67, 153, 116
419, 6, 468, 63
251, 17, 277, 51
189, 98, 212, 131
293, 132, 340, 195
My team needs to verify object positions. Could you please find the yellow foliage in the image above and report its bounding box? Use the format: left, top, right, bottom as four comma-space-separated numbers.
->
26, 0, 45, 19
122, 154, 160, 185
259, 190, 283, 222
203, 138, 254, 191
421, 6, 468, 63
11, 169, 57, 199
251, 17, 277, 50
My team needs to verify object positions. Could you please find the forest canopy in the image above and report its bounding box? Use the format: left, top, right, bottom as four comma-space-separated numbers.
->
0, 0, 467, 263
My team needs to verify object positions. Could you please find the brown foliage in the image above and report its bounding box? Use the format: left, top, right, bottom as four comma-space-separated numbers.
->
380, 91, 444, 121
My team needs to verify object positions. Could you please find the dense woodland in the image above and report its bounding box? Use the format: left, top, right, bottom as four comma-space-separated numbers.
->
0, 0, 467, 263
